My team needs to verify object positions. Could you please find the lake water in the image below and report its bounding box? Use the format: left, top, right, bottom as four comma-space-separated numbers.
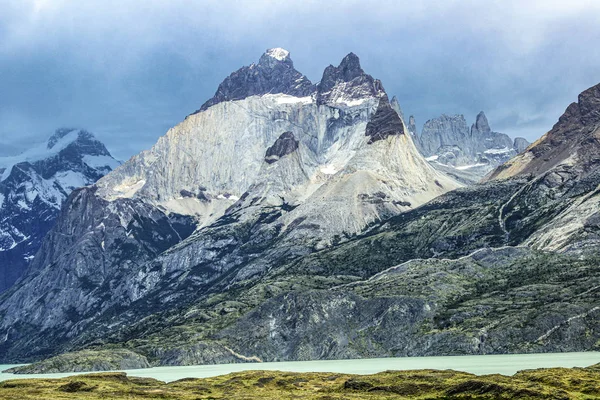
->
1, 352, 599, 383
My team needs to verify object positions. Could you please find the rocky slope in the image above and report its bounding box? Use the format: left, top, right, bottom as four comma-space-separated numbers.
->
0, 49, 460, 362
417, 112, 529, 182
0, 129, 119, 292
65, 80, 600, 367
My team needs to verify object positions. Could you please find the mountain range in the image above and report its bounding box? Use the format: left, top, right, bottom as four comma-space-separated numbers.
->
1, 48, 599, 372
406, 112, 530, 183
0, 129, 119, 293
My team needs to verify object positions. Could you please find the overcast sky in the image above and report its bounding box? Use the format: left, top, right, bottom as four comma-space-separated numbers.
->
1, 0, 600, 160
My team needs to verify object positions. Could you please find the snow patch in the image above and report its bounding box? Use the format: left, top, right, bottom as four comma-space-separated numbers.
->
320, 164, 338, 175
113, 179, 146, 198
335, 97, 368, 107
484, 147, 512, 155
83, 155, 120, 170
425, 155, 439, 161
265, 48, 289, 61
455, 163, 489, 170
265, 94, 313, 105
55, 170, 88, 191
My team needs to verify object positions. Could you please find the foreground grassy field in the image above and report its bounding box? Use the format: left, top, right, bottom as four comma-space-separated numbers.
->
2, 364, 600, 399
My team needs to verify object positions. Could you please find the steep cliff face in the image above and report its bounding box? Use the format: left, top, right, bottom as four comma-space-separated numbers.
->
0, 49, 460, 362
417, 112, 529, 182
0, 129, 119, 292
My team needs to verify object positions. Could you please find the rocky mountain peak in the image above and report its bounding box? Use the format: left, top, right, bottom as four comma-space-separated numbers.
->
337, 52, 364, 81
258, 48, 292, 68
472, 111, 491, 135
578, 82, 600, 126
194, 48, 315, 113
0, 128, 118, 293
317, 52, 384, 105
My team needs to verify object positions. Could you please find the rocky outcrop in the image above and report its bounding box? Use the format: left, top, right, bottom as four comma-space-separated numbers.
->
365, 95, 405, 143
407, 115, 417, 137
390, 95, 405, 122
0, 129, 119, 292
513, 137, 530, 153
264, 132, 299, 163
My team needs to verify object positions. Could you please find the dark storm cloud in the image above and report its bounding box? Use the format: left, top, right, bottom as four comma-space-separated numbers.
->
1, 0, 600, 160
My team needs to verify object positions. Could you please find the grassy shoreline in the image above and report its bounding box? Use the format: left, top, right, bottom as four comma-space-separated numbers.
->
1, 364, 600, 399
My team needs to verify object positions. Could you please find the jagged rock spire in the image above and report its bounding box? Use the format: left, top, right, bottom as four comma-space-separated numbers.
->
390, 96, 405, 122
471, 111, 491, 135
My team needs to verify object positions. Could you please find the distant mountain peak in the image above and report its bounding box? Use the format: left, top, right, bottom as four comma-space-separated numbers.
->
337, 52, 364, 80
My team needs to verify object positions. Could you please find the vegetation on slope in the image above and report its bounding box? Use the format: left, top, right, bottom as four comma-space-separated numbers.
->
3, 365, 600, 399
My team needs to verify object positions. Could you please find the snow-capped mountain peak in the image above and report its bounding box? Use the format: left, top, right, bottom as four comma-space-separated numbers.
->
0, 128, 119, 292
263, 47, 290, 62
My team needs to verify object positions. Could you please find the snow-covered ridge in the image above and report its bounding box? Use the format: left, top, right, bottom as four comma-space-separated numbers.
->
0, 129, 81, 181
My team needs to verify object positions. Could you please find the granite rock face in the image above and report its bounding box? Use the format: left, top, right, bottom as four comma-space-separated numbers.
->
0, 129, 119, 293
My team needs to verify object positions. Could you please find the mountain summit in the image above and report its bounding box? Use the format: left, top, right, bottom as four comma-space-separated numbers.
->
195, 48, 315, 113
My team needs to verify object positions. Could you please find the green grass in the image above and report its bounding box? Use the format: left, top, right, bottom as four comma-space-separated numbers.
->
2, 364, 600, 399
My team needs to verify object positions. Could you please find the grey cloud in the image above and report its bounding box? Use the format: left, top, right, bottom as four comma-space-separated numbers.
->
1, 0, 600, 160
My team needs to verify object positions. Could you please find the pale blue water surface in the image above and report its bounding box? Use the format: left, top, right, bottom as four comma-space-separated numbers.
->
1, 352, 599, 383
